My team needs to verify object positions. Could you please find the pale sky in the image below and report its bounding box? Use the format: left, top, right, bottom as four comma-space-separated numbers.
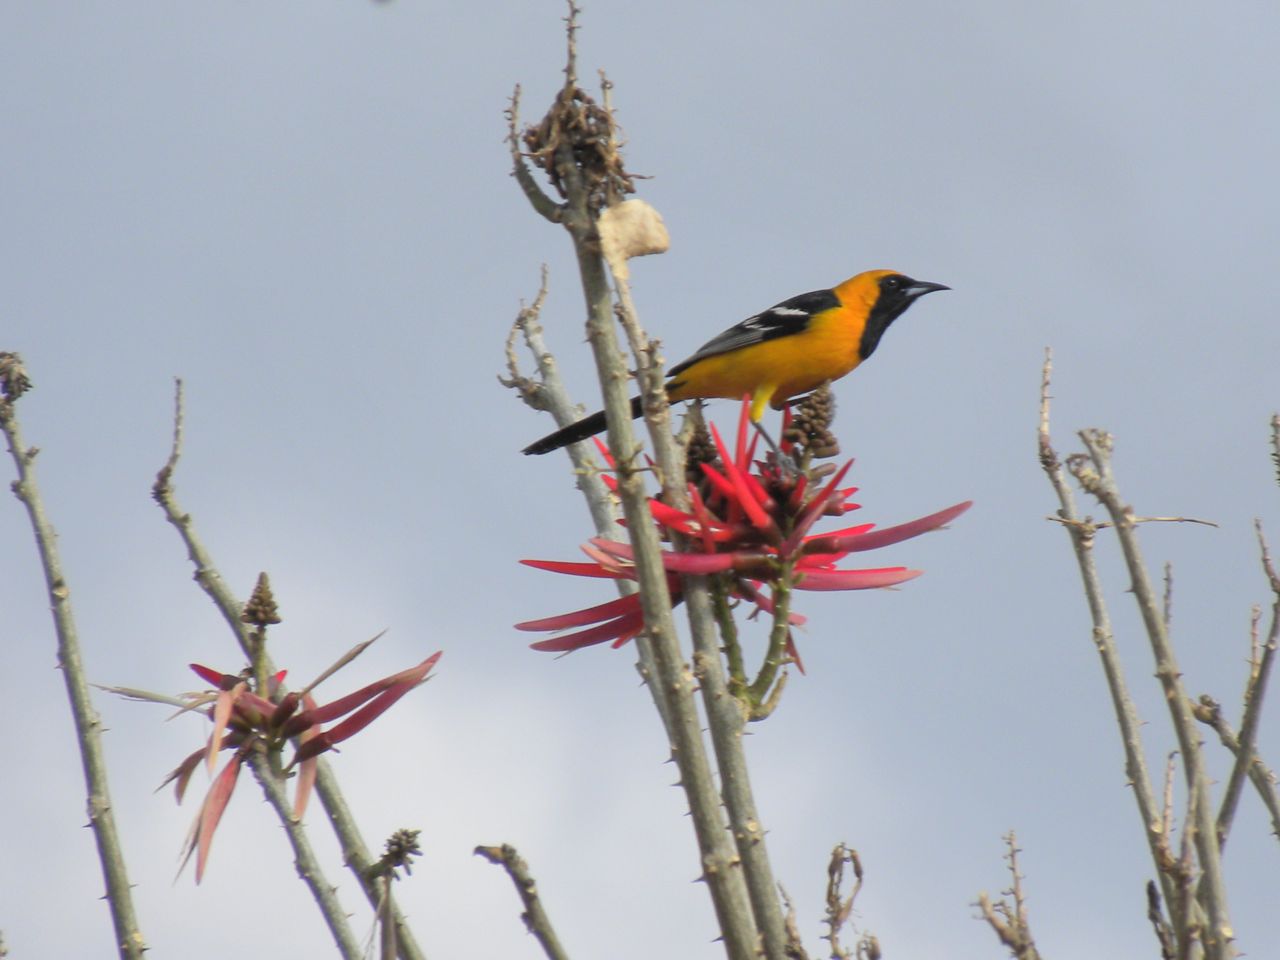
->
3, 3, 1279, 958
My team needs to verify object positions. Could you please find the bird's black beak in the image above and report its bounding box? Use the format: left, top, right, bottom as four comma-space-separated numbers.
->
904, 280, 950, 300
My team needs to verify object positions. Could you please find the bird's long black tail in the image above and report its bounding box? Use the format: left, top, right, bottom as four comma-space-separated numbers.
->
522, 394, 645, 455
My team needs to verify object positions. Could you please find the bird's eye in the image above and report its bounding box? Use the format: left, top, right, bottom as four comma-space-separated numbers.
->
883, 276, 903, 290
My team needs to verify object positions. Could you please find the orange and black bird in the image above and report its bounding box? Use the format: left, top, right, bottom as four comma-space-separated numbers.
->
522, 269, 948, 455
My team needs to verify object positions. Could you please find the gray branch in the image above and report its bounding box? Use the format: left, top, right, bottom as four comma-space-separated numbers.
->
1074, 427, 1232, 956
475, 844, 572, 960
1212, 522, 1279, 846
0, 356, 147, 960
1036, 351, 1179, 923
246, 750, 362, 960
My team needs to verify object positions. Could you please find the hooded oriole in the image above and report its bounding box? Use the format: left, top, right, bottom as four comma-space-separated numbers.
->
522, 268, 948, 455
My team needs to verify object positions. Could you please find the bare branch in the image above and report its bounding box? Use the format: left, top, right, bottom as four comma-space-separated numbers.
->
1258, 519, 1280, 594
500, 266, 555, 409
976, 833, 1042, 960
245, 750, 362, 960
1036, 350, 1178, 919
1250, 604, 1263, 679
1159, 752, 1178, 873
1175, 783, 1202, 960
475, 844, 571, 960
1043, 515, 1217, 533
0, 356, 147, 960
1073, 427, 1232, 955
506, 86, 562, 223
1194, 695, 1280, 843
152, 379, 255, 649
499, 266, 620, 540
499, 267, 671, 733
1148, 881, 1177, 960
822, 844, 865, 960
1270, 413, 1280, 489
562, 0, 579, 86
1131, 516, 1219, 528
1213, 521, 1280, 848
780, 885, 806, 959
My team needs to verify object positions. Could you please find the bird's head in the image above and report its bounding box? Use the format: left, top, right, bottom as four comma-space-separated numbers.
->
835, 269, 950, 358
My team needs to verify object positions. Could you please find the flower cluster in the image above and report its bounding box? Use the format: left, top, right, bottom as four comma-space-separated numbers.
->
161, 652, 441, 882
518, 399, 969, 662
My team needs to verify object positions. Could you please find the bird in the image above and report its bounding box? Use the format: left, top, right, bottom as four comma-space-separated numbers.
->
522, 268, 948, 455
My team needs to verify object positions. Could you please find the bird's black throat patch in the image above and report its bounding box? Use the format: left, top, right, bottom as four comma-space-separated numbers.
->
859, 274, 923, 360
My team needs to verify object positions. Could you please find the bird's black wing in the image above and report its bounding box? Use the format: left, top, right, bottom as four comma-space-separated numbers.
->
667, 289, 839, 377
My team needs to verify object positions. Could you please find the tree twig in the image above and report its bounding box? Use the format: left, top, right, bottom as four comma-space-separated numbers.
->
1213, 522, 1280, 848
506, 87, 563, 224
498, 213, 671, 740
1193, 694, 1280, 842
499, 265, 620, 539
245, 750, 362, 960
1148, 880, 1177, 960
975, 833, 1042, 960
475, 844, 571, 960
1158, 751, 1179, 873
1073, 427, 1233, 956
0, 354, 147, 960
1036, 349, 1178, 921
822, 844, 864, 960
1269, 414, 1280, 489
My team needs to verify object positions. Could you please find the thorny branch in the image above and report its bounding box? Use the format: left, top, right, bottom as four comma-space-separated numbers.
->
506, 87, 562, 223
1037, 349, 1180, 924
1071, 426, 1232, 955
1192, 528, 1280, 847
152, 380, 426, 960
592, 54, 794, 960
1148, 881, 1177, 960
1192, 694, 1280, 842
499, 265, 620, 539
503, 7, 760, 958
475, 844, 571, 960
1037, 350, 1280, 959
1209, 522, 1280, 848
244, 750, 363, 960
976, 833, 1042, 960
0, 353, 147, 960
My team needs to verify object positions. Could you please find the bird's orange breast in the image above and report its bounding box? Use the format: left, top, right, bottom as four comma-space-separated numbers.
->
666, 307, 866, 408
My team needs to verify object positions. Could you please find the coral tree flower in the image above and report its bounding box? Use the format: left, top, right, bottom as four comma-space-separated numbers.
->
518, 398, 970, 655
162, 652, 441, 882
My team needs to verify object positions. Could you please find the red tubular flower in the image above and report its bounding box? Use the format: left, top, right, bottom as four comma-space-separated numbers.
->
520, 398, 970, 657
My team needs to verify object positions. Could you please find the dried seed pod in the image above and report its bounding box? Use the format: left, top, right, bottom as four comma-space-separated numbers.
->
784, 383, 840, 459
241, 572, 282, 627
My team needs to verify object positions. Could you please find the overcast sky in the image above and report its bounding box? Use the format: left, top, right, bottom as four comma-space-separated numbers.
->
3, 2, 1279, 958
